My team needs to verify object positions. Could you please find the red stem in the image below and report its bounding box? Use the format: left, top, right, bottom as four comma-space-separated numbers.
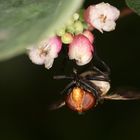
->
119, 8, 133, 18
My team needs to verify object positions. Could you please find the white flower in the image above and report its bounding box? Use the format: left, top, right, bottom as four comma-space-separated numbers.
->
28, 47, 46, 65
68, 34, 94, 66
28, 36, 62, 69
84, 2, 120, 32
44, 55, 55, 69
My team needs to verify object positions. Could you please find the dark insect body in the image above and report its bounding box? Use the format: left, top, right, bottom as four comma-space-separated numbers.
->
51, 57, 140, 113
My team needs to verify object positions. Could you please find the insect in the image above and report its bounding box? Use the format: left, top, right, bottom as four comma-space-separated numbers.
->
51, 57, 140, 113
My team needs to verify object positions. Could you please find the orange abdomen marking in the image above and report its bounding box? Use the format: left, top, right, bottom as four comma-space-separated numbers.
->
66, 87, 96, 112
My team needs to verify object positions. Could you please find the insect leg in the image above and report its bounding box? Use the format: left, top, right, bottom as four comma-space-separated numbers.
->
53, 75, 73, 80
79, 79, 99, 97
60, 81, 75, 95
86, 76, 110, 82
79, 79, 102, 106
93, 48, 111, 74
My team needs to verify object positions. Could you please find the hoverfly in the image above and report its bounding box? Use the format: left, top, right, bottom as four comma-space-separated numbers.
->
51, 57, 140, 113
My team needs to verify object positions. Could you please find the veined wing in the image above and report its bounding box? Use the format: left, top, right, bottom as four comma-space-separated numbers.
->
103, 88, 140, 100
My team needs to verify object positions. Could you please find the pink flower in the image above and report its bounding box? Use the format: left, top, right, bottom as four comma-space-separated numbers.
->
68, 34, 94, 66
84, 2, 120, 32
28, 36, 62, 69
82, 30, 94, 44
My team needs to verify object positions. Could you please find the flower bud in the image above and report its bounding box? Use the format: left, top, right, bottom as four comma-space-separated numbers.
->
68, 34, 94, 66
56, 27, 65, 36
74, 21, 84, 34
61, 33, 73, 44
66, 17, 74, 26
82, 30, 94, 44
66, 24, 75, 34
73, 13, 79, 21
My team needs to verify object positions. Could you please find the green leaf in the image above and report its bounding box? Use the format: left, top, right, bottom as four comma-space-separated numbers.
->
126, 0, 140, 15
0, 0, 84, 61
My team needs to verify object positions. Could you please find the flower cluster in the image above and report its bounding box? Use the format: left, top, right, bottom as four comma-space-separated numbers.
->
28, 2, 120, 69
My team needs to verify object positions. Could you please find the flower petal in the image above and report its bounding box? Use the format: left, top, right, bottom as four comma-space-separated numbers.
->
44, 56, 55, 69
102, 20, 116, 32
41, 36, 62, 58
82, 30, 94, 43
28, 47, 46, 65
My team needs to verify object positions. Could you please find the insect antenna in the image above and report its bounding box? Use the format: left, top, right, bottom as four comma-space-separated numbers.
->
93, 47, 111, 75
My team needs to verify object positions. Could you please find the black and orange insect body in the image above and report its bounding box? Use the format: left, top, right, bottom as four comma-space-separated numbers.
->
51, 58, 140, 113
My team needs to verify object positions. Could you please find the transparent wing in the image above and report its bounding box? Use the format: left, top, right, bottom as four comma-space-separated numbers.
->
49, 81, 75, 110
103, 88, 140, 100
48, 99, 65, 110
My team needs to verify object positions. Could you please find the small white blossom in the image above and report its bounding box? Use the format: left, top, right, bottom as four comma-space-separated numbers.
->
68, 34, 94, 66
28, 47, 46, 65
84, 2, 120, 32
28, 36, 62, 69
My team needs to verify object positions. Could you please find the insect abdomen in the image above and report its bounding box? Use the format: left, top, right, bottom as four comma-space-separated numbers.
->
66, 87, 96, 112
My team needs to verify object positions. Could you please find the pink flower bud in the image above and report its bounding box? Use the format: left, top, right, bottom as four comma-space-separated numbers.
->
68, 34, 94, 66
82, 30, 94, 44
28, 36, 62, 69
84, 2, 120, 32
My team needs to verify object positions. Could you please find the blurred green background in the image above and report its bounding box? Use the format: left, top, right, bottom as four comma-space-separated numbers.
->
0, 0, 140, 140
